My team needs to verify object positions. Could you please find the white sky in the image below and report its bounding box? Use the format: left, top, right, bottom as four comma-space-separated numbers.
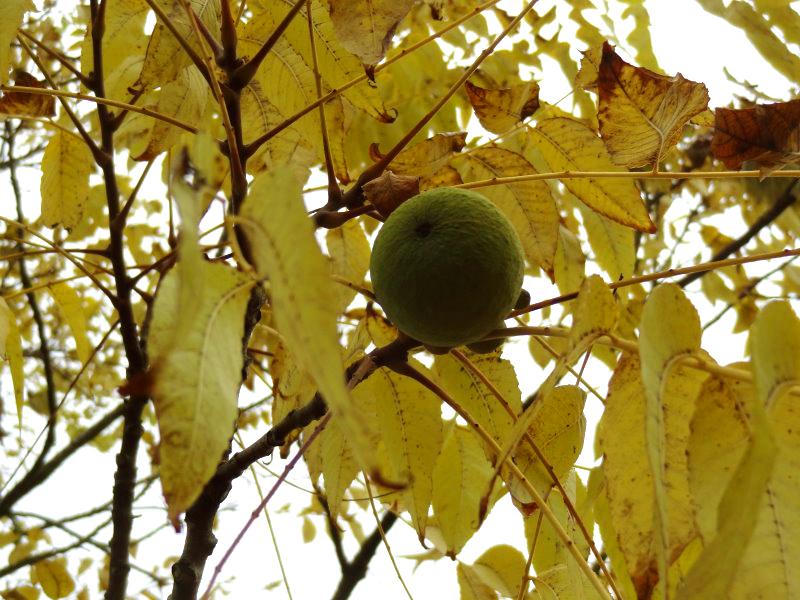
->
2, 1, 798, 599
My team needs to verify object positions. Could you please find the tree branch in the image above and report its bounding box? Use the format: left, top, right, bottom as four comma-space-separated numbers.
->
229, 0, 309, 89
170, 336, 416, 600
678, 178, 799, 287
83, 3, 151, 598
0, 123, 59, 514
0, 403, 125, 516
331, 511, 398, 600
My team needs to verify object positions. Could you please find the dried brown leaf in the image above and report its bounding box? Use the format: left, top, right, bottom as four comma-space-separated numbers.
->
362, 170, 420, 218
711, 98, 800, 174
598, 42, 709, 168
0, 71, 55, 118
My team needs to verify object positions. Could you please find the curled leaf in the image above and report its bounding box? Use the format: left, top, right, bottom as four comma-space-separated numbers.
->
0, 71, 55, 118
465, 80, 539, 134
362, 170, 420, 218
598, 42, 709, 168
711, 98, 800, 174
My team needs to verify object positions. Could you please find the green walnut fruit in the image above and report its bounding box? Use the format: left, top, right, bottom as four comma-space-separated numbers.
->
370, 187, 524, 348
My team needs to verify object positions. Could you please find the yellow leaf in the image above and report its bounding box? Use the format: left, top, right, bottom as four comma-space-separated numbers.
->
577, 200, 635, 280
528, 117, 655, 232
683, 376, 779, 599
576, 45, 602, 91
239, 79, 316, 179
506, 386, 586, 507
0, 1, 33, 86
529, 472, 596, 599
677, 304, 800, 597
1, 586, 40, 600
432, 425, 494, 556
533, 564, 604, 600
0, 297, 24, 427
588, 468, 638, 600
457, 563, 495, 600
369, 366, 443, 540
465, 80, 540, 134
268, 336, 315, 429
638, 283, 702, 592
301, 516, 316, 543
132, 66, 208, 161
148, 181, 252, 524
554, 225, 585, 295
380, 132, 467, 178
597, 353, 703, 598
460, 147, 559, 274
251, 0, 390, 120
570, 275, 618, 351
750, 301, 800, 405
471, 544, 527, 598
326, 219, 371, 313
80, 0, 148, 79
619, 0, 659, 70
30, 557, 74, 599
239, 14, 350, 181
316, 381, 376, 519
240, 170, 375, 475
434, 350, 521, 456
597, 43, 709, 168
40, 130, 93, 231
136, 0, 221, 90
697, 0, 800, 84
327, 0, 415, 65
48, 282, 91, 364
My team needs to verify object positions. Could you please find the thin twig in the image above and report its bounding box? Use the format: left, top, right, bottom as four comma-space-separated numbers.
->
512, 247, 800, 317
678, 179, 798, 286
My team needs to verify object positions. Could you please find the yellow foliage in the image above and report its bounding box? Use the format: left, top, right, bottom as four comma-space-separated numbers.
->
148, 180, 253, 523
30, 557, 74, 599
40, 130, 93, 231
528, 117, 655, 232
0, 297, 24, 427
240, 169, 376, 477
432, 425, 494, 556
369, 366, 443, 540
459, 147, 559, 274
0, 1, 33, 86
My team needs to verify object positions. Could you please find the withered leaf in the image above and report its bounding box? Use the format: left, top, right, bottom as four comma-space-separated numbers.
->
0, 71, 56, 118
464, 80, 539, 134
370, 131, 467, 177
598, 42, 709, 168
711, 98, 800, 173
363, 170, 420, 218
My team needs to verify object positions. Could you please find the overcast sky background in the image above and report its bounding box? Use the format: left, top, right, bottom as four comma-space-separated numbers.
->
2, 0, 798, 598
